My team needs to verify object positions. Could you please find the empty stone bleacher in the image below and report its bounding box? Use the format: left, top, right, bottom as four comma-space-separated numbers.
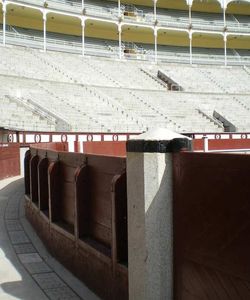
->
156, 64, 250, 94
0, 44, 250, 133
0, 95, 56, 131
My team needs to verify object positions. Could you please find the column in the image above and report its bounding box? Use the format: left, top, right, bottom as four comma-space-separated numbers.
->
153, 0, 158, 22
154, 27, 157, 63
118, 23, 122, 59
2, 3, 6, 46
223, 7, 226, 27
189, 31, 193, 65
43, 11, 47, 52
188, 4, 192, 25
126, 128, 192, 300
118, 0, 121, 18
81, 18, 85, 56
224, 34, 227, 66
81, 0, 84, 11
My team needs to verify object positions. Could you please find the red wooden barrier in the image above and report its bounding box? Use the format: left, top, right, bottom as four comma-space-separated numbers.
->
173, 152, 250, 299
81, 141, 126, 157
24, 145, 128, 300
193, 138, 250, 151
0, 143, 20, 180
32, 142, 68, 151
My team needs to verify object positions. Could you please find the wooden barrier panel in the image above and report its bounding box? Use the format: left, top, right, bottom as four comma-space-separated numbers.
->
173, 152, 250, 299
82, 141, 126, 157
0, 143, 20, 180
193, 138, 250, 151
25, 145, 128, 300
32, 142, 68, 151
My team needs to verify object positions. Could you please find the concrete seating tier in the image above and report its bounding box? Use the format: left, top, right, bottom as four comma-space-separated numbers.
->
0, 45, 250, 132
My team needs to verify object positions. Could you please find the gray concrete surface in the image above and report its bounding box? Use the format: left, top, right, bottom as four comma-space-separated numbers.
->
127, 129, 190, 300
0, 176, 100, 300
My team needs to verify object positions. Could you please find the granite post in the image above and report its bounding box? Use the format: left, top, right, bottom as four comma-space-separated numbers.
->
126, 128, 192, 300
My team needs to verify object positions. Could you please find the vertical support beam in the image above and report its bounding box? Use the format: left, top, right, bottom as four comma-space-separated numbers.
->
154, 27, 158, 63
153, 0, 158, 22
223, 7, 226, 27
189, 31, 193, 65
126, 129, 192, 300
43, 11, 47, 52
222, 0, 227, 27
2, 3, 6, 46
188, 4, 192, 25
81, 0, 84, 11
81, 18, 85, 56
118, 0, 121, 18
118, 23, 122, 60
224, 33, 227, 66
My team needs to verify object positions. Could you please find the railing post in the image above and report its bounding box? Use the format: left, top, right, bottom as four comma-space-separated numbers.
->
126, 128, 192, 300
2, 2, 6, 46
81, 18, 85, 56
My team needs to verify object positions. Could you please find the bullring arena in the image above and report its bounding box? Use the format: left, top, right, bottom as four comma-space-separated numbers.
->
1, 0, 250, 299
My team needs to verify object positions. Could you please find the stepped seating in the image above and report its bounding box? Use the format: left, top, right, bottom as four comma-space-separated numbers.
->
197, 94, 250, 131
0, 45, 250, 132
1, 44, 162, 90
157, 65, 250, 93
131, 90, 222, 132
87, 59, 165, 90
45, 51, 120, 87
0, 95, 55, 131
98, 87, 181, 132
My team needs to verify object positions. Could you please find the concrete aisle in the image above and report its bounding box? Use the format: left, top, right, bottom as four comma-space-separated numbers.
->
0, 177, 100, 300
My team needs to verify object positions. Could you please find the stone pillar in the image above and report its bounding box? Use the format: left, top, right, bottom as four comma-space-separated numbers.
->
126, 128, 192, 300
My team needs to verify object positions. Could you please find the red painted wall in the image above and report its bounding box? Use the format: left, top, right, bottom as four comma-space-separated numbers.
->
82, 141, 126, 157
0, 143, 20, 180
32, 142, 68, 152
193, 138, 250, 151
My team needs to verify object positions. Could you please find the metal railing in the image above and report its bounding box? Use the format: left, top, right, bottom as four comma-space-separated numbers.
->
0, 27, 250, 66
6, 0, 250, 34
